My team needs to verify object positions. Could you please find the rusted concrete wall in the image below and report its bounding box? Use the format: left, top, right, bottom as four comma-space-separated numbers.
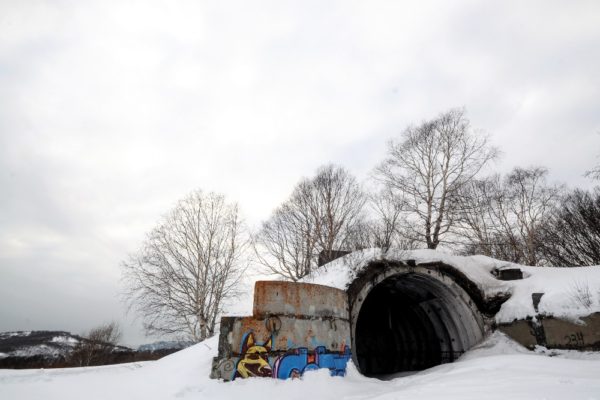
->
253, 281, 348, 320
499, 313, 600, 350
211, 281, 351, 381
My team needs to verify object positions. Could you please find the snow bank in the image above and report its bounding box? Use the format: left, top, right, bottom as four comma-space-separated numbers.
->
304, 248, 600, 323
2, 331, 600, 400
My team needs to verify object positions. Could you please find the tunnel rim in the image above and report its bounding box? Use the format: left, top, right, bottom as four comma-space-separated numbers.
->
347, 260, 489, 375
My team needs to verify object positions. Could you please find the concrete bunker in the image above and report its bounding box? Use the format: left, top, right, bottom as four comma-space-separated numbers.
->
212, 254, 600, 381
348, 261, 489, 377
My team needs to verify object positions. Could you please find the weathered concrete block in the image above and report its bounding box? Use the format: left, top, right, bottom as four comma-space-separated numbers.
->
212, 281, 352, 381
495, 267, 523, 281
253, 281, 349, 320
542, 313, 600, 350
497, 321, 538, 348
225, 315, 350, 354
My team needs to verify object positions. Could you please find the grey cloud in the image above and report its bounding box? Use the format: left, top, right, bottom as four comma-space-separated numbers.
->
1, 0, 599, 345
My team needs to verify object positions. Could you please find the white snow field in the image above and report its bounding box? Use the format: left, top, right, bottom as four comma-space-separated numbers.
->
1, 332, 599, 400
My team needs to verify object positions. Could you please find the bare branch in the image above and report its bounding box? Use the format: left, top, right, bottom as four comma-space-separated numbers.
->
254, 165, 366, 280
122, 190, 247, 341
374, 108, 498, 249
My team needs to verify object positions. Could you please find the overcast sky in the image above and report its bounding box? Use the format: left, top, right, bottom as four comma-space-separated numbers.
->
1, 0, 599, 346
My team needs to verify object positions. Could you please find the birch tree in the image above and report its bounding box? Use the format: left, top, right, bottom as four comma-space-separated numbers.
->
375, 108, 498, 249
362, 189, 417, 251
457, 167, 563, 265
122, 190, 247, 341
254, 165, 366, 281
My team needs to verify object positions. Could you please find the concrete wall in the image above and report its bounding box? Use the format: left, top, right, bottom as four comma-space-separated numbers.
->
211, 281, 351, 381
499, 313, 600, 350
253, 281, 348, 320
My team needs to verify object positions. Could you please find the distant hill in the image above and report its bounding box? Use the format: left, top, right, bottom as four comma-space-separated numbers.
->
0, 331, 192, 369
0, 331, 85, 368
137, 340, 194, 353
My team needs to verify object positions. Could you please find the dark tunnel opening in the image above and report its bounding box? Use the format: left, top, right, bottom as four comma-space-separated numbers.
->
354, 273, 484, 377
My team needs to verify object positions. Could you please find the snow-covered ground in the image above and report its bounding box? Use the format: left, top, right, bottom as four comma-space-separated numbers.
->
1, 332, 599, 400
3, 250, 600, 399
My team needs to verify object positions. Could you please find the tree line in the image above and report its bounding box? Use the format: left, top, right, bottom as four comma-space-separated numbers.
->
122, 107, 600, 342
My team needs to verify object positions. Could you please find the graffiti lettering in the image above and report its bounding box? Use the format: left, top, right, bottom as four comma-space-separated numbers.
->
272, 346, 352, 379
232, 331, 352, 380
564, 331, 585, 346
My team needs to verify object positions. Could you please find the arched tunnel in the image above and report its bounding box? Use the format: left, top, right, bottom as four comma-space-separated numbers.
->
349, 262, 487, 377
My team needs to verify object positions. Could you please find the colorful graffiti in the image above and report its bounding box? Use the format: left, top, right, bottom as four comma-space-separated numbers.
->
235, 333, 273, 379
233, 331, 352, 380
273, 345, 351, 379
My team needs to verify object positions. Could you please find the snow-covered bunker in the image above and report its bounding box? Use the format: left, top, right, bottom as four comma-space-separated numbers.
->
348, 259, 497, 375
211, 250, 600, 381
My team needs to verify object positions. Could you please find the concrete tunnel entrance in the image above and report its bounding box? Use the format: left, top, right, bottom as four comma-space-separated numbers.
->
350, 264, 487, 377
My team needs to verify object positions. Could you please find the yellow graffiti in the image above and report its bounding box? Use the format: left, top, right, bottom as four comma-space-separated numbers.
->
236, 333, 273, 378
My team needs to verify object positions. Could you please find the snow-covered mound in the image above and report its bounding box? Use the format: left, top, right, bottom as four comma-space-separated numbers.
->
304, 249, 600, 323
1, 332, 600, 400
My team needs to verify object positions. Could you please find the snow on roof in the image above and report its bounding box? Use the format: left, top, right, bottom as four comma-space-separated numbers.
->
303, 248, 600, 324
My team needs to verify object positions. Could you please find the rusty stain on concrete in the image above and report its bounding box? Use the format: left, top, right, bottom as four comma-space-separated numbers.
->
253, 281, 349, 320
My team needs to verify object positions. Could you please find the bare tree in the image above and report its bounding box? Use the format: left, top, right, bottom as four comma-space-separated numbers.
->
454, 176, 502, 256
539, 188, 600, 266
89, 321, 122, 345
457, 167, 563, 265
253, 201, 315, 281
375, 108, 498, 249
456, 175, 534, 262
502, 167, 562, 265
122, 190, 247, 341
584, 133, 600, 180
254, 165, 366, 281
585, 167, 600, 180
308, 165, 367, 259
361, 189, 418, 251
69, 322, 122, 367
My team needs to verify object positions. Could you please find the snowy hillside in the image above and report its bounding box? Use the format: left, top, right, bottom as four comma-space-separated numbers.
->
0, 331, 172, 368
1, 332, 599, 400
0, 331, 76, 357
0, 331, 84, 368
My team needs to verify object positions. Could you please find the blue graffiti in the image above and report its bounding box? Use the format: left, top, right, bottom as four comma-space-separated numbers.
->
272, 346, 352, 379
